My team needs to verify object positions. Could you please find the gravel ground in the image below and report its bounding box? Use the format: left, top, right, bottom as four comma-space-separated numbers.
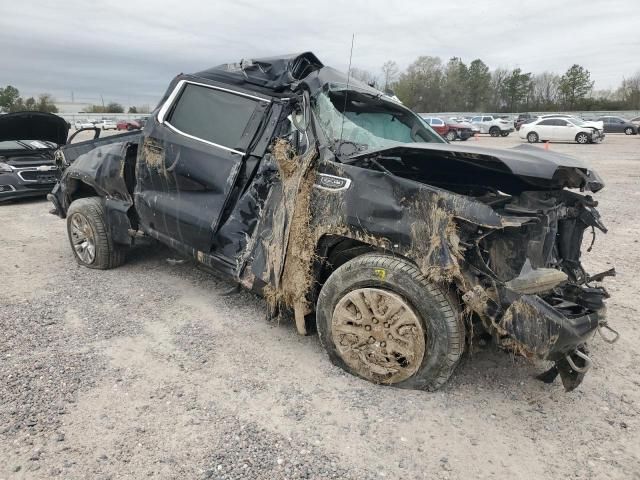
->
1, 132, 639, 479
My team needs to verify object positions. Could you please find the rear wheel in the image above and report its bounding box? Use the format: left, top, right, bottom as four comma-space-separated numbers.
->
489, 126, 500, 137
445, 130, 457, 141
316, 253, 464, 391
500, 131, 510, 137
624, 127, 634, 135
575, 132, 589, 144
527, 132, 539, 143
66, 197, 127, 269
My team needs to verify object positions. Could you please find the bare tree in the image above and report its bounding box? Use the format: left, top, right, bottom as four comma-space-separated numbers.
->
381, 60, 399, 91
618, 71, 640, 110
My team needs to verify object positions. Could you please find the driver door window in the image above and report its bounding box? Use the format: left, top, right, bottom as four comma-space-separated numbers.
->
167, 83, 261, 152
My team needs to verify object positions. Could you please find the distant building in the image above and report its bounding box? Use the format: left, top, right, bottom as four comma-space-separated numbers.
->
54, 101, 93, 114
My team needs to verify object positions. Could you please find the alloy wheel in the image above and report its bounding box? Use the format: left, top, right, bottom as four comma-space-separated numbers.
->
331, 288, 426, 384
69, 212, 96, 264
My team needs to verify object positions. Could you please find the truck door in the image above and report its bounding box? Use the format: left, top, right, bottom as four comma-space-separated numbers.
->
135, 80, 271, 254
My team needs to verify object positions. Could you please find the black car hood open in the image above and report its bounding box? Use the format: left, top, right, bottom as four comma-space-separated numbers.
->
348, 142, 604, 193
0, 111, 69, 146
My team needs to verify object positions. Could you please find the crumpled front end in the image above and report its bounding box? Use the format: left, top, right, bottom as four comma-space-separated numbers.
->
459, 189, 615, 390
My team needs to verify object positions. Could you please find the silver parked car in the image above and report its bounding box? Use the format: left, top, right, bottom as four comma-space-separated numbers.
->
470, 115, 514, 137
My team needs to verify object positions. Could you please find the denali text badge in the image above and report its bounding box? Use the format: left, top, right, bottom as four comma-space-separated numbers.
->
315, 174, 351, 191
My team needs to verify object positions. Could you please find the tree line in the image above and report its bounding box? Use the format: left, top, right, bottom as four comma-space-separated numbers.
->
0, 85, 58, 113
0, 85, 153, 115
352, 58, 640, 113
84, 103, 151, 114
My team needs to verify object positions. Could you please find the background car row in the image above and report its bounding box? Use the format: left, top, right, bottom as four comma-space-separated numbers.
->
420, 114, 515, 140
516, 113, 638, 135
72, 118, 147, 131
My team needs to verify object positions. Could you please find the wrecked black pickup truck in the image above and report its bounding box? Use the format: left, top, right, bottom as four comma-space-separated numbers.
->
49, 52, 617, 391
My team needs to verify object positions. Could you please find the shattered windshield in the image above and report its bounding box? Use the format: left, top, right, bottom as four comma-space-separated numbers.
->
312, 88, 443, 157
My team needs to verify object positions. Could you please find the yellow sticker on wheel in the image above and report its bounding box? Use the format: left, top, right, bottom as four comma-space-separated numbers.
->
374, 268, 386, 280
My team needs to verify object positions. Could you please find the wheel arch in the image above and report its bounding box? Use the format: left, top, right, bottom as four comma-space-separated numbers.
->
63, 178, 135, 246
311, 234, 465, 312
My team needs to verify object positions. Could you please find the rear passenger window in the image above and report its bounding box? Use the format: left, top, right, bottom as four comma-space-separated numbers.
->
168, 83, 259, 149
538, 119, 555, 126
482, 116, 492, 122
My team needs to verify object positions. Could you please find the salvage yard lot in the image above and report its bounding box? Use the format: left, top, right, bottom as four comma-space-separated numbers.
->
1, 134, 639, 479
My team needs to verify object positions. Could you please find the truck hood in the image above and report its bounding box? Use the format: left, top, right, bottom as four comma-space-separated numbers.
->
0, 111, 69, 146
348, 142, 604, 193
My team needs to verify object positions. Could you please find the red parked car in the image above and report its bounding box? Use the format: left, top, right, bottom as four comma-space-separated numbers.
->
116, 120, 141, 131
421, 116, 473, 141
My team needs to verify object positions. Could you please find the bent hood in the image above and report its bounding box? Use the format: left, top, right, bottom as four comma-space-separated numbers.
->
0, 111, 69, 145
348, 142, 604, 193
582, 120, 603, 130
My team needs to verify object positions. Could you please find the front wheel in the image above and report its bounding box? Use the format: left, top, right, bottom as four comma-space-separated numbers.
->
624, 127, 634, 135
576, 132, 589, 144
527, 132, 539, 143
66, 197, 127, 269
316, 254, 464, 391
489, 126, 500, 137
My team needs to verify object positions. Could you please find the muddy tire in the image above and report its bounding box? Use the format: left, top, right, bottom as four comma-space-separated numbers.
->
66, 197, 126, 269
316, 253, 464, 391
527, 132, 539, 143
489, 126, 500, 137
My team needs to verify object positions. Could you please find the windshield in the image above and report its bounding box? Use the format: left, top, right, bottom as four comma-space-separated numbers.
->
312, 88, 443, 156
0, 140, 56, 151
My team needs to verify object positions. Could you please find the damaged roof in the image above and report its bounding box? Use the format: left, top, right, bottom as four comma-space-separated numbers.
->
193, 51, 379, 97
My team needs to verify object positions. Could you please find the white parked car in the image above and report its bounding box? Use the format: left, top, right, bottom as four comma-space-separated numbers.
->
73, 120, 95, 129
519, 117, 605, 144
470, 115, 514, 137
95, 119, 117, 130
539, 114, 604, 131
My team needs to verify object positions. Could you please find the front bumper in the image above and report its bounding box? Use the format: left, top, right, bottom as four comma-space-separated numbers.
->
499, 289, 603, 362
463, 284, 604, 361
0, 171, 56, 202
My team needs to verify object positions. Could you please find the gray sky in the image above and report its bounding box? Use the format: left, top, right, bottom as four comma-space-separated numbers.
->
1, 0, 638, 107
